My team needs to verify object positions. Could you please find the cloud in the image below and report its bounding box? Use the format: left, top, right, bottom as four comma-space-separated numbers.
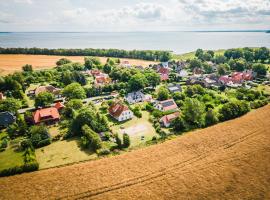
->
13, 0, 33, 4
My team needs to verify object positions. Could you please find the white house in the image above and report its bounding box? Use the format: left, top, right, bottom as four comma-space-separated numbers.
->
109, 102, 133, 122
125, 91, 145, 104
178, 69, 189, 78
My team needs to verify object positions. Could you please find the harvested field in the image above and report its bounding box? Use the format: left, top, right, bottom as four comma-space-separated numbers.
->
1, 105, 270, 200
0, 54, 157, 75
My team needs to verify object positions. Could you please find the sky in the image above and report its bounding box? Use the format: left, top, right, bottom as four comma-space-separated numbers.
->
0, 0, 269, 32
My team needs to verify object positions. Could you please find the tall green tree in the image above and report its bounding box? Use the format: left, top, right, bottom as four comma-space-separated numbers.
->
128, 73, 147, 91
35, 92, 54, 108
182, 98, 205, 127
157, 86, 170, 101
62, 83, 86, 100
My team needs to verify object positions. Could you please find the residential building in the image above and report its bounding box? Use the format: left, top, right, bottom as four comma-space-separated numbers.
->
0, 112, 16, 128
178, 69, 189, 78
95, 73, 111, 86
160, 112, 180, 128
125, 91, 145, 104
109, 102, 133, 122
54, 102, 65, 110
168, 84, 182, 93
32, 85, 61, 97
155, 99, 178, 112
121, 61, 132, 68
33, 107, 60, 124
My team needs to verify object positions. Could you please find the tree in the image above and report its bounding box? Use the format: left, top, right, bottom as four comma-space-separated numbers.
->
254, 47, 270, 63
103, 64, 112, 74
106, 58, 115, 66
35, 92, 54, 108
145, 71, 160, 88
62, 83, 86, 100
84, 57, 101, 69
56, 58, 71, 66
157, 86, 170, 101
81, 125, 102, 151
7, 115, 28, 138
115, 133, 122, 148
252, 63, 267, 77
243, 48, 254, 62
217, 64, 229, 75
160, 52, 172, 62
29, 125, 50, 148
214, 55, 227, 64
172, 116, 185, 132
22, 64, 33, 72
123, 133, 130, 148
0, 98, 21, 114
72, 71, 87, 85
195, 49, 204, 58
219, 101, 250, 121
189, 59, 202, 70
205, 109, 219, 126
182, 98, 205, 127
128, 73, 147, 91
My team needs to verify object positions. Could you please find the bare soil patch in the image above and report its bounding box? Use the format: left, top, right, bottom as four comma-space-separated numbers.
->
0, 54, 157, 75
0, 105, 270, 200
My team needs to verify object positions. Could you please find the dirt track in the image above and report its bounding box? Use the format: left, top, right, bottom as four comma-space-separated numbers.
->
0, 105, 270, 200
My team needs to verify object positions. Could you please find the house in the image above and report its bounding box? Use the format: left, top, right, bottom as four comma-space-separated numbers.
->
108, 102, 133, 122
160, 112, 180, 128
121, 61, 132, 68
178, 69, 189, 78
157, 67, 170, 81
168, 84, 182, 93
54, 102, 65, 110
125, 91, 145, 104
160, 73, 169, 81
161, 61, 169, 68
155, 99, 178, 112
175, 61, 188, 72
193, 67, 204, 75
33, 107, 60, 124
33, 85, 61, 97
95, 73, 111, 86
0, 112, 16, 128
0, 92, 6, 100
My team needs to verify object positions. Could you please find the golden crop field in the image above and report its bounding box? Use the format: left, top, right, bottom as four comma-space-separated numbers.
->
0, 105, 270, 200
0, 54, 157, 75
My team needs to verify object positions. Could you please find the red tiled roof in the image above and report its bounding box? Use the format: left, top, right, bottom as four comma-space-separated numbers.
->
158, 67, 169, 74
55, 102, 64, 110
109, 102, 130, 118
161, 112, 180, 124
33, 107, 60, 124
160, 73, 169, 81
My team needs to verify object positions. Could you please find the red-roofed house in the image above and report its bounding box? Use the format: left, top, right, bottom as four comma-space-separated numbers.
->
108, 102, 133, 122
89, 69, 102, 77
160, 112, 180, 127
33, 107, 60, 124
95, 74, 111, 86
155, 99, 178, 112
158, 67, 169, 81
54, 102, 65, 110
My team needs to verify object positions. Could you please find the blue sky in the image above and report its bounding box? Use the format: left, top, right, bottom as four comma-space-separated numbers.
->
0, 0, 269, 32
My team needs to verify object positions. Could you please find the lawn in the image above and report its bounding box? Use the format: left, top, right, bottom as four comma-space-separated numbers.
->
35, 137, 97, 169
172, 49, 226, 60
110, 111, 158, 147
0, 141, 24, 171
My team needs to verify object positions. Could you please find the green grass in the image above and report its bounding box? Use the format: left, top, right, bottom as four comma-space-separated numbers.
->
0, 142, 24, 171
36, 137, 97, 169
172, 49, 226, 60
110, 111, 158, 147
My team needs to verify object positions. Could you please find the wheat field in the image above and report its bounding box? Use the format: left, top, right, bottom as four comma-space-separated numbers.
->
0, 105, 270, 200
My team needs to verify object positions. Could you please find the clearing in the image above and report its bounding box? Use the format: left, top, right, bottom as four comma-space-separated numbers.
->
0, 54, 157, 75
110, 111, 158, 146
0, 105, 270, 199
35, 138, 97, 169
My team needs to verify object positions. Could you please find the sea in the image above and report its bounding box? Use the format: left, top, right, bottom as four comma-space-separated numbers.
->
0, 31, 269, 54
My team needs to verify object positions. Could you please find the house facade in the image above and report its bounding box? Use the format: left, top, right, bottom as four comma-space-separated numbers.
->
125, 91, 145, 104
160, 112, 180, 128
109, 102, 133, 122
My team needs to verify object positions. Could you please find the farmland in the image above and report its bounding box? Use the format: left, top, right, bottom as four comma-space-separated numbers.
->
0, 54, 157, 75
0, 105, 269, 200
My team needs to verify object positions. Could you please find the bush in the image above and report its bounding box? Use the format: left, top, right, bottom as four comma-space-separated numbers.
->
97, 148, 111, 156
123, 133, 131, 148
0, 138, 8, 149
20, 139, 32, 150
133, 106, 142, 118
37, 138, 51, 148
219, 101, 250, 121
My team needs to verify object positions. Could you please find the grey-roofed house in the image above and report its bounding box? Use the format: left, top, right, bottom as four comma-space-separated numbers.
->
168, 84, 182, 93
0, 112, 16, 128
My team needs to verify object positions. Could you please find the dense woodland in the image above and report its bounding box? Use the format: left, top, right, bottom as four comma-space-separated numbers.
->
0, 47, 172, 61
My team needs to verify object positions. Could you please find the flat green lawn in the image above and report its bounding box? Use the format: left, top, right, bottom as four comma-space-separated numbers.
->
0, 142, 24, 171
110, 111, 158, 147
36, 137, 97, 169
173, 49, 226, 60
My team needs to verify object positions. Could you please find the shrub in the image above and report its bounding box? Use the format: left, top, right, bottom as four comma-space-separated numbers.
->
219, 101, 250, 121
133, 106, 142, 118
0, 138, 8, 149
97, 148, 111, 156
122, 133, 131, 148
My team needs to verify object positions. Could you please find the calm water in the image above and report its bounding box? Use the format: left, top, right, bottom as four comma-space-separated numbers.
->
0, 32, 269, 54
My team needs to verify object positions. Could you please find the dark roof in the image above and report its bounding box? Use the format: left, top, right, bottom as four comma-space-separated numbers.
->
0, 112, 16, 127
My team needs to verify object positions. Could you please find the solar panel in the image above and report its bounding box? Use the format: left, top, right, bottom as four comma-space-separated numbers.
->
161, 100, 174, 107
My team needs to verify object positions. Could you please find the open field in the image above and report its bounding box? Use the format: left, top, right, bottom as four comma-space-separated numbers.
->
110, 111, 157, 146
35, 138, 97, 169
0, 54, 157, 75
0, 105, 270, 199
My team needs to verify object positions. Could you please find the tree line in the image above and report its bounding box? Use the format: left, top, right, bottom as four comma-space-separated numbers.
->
0, 47, 172, 61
